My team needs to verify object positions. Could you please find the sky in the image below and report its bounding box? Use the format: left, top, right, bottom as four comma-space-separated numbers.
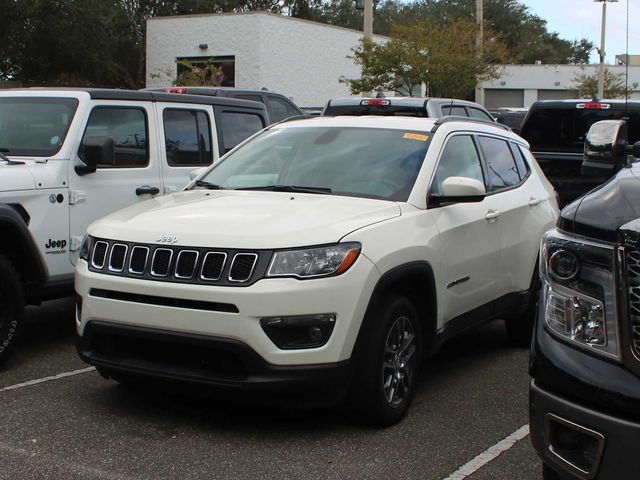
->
518, 0, 638, 64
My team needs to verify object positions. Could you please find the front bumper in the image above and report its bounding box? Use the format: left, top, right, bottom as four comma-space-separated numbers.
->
75, 254, 379, 370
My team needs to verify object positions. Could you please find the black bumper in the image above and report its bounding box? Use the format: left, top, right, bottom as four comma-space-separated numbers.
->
77, 321, 351, 399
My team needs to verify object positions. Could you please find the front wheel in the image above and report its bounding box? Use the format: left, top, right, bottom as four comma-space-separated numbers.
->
0, 255, 25, 364
349, 295, 422, 427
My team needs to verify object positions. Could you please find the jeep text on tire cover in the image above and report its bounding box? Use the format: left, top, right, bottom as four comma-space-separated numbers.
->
75, 115, 559, 425
0, 88, 269, 364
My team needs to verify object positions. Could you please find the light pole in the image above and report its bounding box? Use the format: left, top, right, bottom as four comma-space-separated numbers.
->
475, 0, 484, 105
354, 0, 374, 97
595, 0, 618, 99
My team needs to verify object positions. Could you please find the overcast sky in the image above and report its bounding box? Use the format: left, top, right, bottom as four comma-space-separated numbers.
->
518, 0, 637, 64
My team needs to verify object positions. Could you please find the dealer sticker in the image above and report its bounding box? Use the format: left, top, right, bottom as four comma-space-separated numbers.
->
403, 133, 429, 141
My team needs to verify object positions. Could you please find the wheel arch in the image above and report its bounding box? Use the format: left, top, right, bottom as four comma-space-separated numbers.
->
0, 204, 48, 285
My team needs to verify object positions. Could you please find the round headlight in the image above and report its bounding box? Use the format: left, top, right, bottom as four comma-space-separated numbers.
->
549, 249, 579, 281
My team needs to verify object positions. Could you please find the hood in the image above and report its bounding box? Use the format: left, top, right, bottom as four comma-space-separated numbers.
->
559, 163, 640, 242
0, 162, 36, 192
89, 190, 402, 249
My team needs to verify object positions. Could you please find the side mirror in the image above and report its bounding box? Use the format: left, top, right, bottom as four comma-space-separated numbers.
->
189, 167, 208, 182
582, 120, 628, 177
76, 136, 115, 175
429, 177, 486, 205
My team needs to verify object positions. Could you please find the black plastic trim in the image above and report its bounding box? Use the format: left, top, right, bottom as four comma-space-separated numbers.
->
89, 288, 239, 313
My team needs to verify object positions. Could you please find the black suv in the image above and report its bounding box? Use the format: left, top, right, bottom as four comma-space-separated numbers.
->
520, 99, 640, 206
530, 119, 640, 479
146, 87, 304, 124
322, 97, 496, 122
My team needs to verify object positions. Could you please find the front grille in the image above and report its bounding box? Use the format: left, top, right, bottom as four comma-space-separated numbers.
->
628, 250, 640, 355
88, 238, 268, 286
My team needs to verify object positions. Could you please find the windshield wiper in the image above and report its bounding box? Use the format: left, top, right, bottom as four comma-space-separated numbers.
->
193, 180, 223, 190
0, 148, 24, 165
236, 185, 332, 194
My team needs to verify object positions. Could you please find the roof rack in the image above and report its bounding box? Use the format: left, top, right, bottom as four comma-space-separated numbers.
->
431, 115, 511, 132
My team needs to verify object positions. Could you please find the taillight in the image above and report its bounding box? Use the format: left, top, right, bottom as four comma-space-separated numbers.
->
360, 99, 390, 106
165, 87, 187, 94
576, 103, 610, 110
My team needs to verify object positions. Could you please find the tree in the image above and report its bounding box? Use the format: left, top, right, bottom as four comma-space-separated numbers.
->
174, 60, 225, 86
341, 19, 511, 99
573, 69, 632, 99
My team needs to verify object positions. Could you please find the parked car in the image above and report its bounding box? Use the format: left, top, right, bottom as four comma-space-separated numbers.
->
322, 96, 496, 121
75, 115, 557, 425
489, 107, 528, 131
519, 98, 640, 206
0, 88, 269, 363
146, 87, 304, 123
530, 119, 640, 480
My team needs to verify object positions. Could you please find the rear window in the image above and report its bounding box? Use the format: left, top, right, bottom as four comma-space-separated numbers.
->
520, 106, 640, 153
324, 105, 429, 117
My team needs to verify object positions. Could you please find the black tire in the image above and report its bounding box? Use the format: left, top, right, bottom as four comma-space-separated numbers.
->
542, 464, 562, 480
0, 255, 25, 364
505, 271, 540, 347
349, 295, 422, 427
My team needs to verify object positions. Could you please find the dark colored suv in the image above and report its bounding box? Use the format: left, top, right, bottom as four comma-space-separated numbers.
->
146, 87, 304, 124
519, 99, 640, 206
322, 97, 496, 122
530, 119, 640, 479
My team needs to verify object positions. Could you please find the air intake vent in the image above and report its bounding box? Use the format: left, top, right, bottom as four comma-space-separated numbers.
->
175, 250, 198, 279
629, 250, 640, 356
91, 241, 109, 269
229, 253, 258, 282
151, 248, 173, 277
201, 252, 226, 281
109, 244, 128, 272
129, 246, 149, 274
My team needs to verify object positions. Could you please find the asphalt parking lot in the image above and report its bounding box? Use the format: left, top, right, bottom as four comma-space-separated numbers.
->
1, 299, 543, 480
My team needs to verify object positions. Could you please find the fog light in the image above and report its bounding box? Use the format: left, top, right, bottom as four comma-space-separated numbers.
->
260, 314, 336, 350
546, 414, 605, 477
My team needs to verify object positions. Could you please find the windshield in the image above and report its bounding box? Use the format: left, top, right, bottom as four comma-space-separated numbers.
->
0, 97, 79, 156
521, 106, 640, 153
197, 126, 430, 201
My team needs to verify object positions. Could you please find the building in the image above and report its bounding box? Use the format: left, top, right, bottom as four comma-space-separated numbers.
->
480, 63, 640, 108
146, 12, 388, 108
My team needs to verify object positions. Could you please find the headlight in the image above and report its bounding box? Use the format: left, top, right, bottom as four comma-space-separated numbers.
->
79, 234, 93, 262
540, 229, 619, 360
267, 242, 361, 279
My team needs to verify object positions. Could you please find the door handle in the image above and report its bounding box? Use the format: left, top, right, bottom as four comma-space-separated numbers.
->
485, 209, 501, 221
136, 185, 160, 196
528, 197, 541, 207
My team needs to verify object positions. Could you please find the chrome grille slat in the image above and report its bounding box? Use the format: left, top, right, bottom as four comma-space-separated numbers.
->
91, 241, 109, 269
129, 246, 149, 274
229, 253, 258, 283
151, 248, 173, 277
108, 244, 128, 272
628, 250, 640, 357
200, 252, 227, 281
175, 250, 199, 279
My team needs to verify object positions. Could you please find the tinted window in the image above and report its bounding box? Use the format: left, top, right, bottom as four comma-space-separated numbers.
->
236, 94, 263, 103
267, 96, 301, 122
478, 136, 520, 190
431, 135, 484, 195
323, 105, 428, 117
468, 107, 494, 122
163, 109, 212, 166
441, 106, 467, 116
511, 144, 530, 179
199, 127, 430, 202
220, 112, 265, 152
0, 97, 79, 156
82, 107, 147, 167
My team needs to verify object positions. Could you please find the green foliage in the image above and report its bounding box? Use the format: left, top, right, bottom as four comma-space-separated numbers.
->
573, 69, 633, 99
341, 19, 511, 99
174, 61, 225, 86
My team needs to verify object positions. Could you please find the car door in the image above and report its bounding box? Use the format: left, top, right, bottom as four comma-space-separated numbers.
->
213, 106, 268, 155
429, 133, 503, 323
477, 135, 555, 294
69, 101, 161, 265
155, 102, 219, 194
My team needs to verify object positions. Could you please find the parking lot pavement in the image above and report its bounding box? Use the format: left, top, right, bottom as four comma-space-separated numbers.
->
1, 300, 542, 480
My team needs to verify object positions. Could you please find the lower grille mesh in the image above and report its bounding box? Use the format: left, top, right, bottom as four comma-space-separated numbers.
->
628, 250, 640, 356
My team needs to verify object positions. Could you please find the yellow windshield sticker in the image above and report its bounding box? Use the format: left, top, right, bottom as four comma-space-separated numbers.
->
403, 133, 429, 141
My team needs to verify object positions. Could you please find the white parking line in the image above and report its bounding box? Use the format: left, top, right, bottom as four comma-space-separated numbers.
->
0, 366, 95, 393
442, 424, 530, 480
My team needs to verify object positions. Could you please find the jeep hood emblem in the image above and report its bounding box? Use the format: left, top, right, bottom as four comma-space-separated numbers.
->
156, 235, 178, 244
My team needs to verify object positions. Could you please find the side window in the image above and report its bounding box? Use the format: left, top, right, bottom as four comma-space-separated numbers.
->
82, 107, 148, 167
163, 109, 212, 167
431, 135, 485, 195
468, 107, 494, 122
220, 112, 265, 153
267, 96, 300, 122
511, 144, 530, 179
441, 105, 468, 117
478, 136, 520, 191
236, 94, 263, 104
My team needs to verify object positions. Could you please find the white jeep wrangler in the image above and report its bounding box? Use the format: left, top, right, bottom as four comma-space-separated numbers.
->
76, 115, 558, 425
0, 88, 268, 363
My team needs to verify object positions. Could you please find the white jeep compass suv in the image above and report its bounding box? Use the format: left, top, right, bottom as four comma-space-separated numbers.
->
75, 115, 558, 425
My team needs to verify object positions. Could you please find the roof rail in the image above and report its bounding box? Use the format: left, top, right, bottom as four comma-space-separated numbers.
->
431, 115, 511, 132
